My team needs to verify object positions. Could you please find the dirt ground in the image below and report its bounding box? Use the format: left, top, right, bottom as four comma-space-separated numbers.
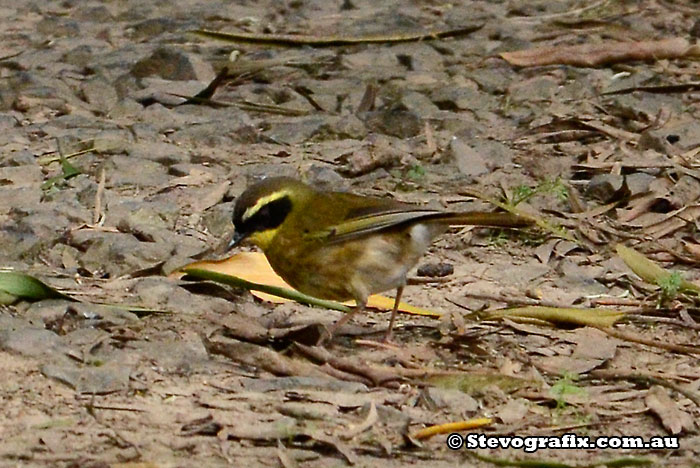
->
1, 0, 700, 467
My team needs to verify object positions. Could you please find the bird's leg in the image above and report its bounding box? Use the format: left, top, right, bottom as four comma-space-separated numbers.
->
319, 300, 366, 345
383, 284, 404, 343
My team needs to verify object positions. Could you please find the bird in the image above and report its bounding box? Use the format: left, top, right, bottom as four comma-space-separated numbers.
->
228, 176, 531, 343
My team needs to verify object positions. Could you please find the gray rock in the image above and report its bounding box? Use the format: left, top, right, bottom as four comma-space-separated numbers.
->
135, 337, 209, 374
41, 362, 131, 394
129, 17, 179, 40
200, 202, 235, 238
1, 150, 35, 166
129, 277, 233, 314
466, 67, 515, 94
104, 154, 170, 187
391, 43, 445, 73
128, 141, 190, 165
108, 98, 144, 120
399, 91, 440, 118
73, 5, 113, 22
0, 164, 43, 186
36, 16, 80, 37
131, 47, 215, 82
586, 174, 625, 203
0, 325, 62, 358
0, 187, 41, 211
362, 107, 422, 138
76, 232, 174, 277
81, 77, 119, 114
262, 116, 330, 145
431, 86, 495, 112
449, 137, 489, 179
61, 45, 95, 67
640, 118, 700, 154
169, 117, 257, 147
326, 114, 368, 140
108, 199, 180, 230
304, 165, 347, 192
0, 112, 18, 130
421, 386, 479, 412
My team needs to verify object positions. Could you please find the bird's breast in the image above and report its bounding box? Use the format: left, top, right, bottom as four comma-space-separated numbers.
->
264, 221, 445, 303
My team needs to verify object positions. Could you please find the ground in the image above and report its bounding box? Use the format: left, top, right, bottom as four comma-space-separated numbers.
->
1, 0, 699, 467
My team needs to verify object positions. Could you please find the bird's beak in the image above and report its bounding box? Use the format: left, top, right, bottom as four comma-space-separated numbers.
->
226, 231, 246, 251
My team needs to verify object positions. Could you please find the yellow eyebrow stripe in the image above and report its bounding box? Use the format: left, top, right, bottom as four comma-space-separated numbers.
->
241, 190, 292, 222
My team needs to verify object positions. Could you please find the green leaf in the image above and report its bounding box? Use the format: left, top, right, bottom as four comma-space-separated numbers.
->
616, 244, 700, 295
181, 267, 352, 313
0, 271, 73, 304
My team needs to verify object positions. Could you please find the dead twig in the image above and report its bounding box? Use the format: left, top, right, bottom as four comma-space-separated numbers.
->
93, 167, 106, 226
192, 25, 483, 47
587, 369, 700, 407
293, 343, 403, 386
592, 324, 700, 356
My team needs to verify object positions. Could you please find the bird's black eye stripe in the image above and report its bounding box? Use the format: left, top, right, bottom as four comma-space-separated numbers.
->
239, 196, 292, 235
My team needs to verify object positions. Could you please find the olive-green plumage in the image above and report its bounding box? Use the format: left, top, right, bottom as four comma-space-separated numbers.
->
230, 177, 530, 342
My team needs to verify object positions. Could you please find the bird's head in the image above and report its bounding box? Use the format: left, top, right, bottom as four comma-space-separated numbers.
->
228, 177, 312, 251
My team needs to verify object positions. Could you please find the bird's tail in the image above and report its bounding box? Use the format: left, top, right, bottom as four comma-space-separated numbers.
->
437, 211, 533, 228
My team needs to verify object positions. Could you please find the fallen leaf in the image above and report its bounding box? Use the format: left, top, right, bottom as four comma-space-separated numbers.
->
341, 401, 378, 439
411, 417, 493, 440
645, 385, 695, 435
496, 399, 529, 424
501, 37, 694, 67
176, 252, 441, 316
616, 244, 700, 294
0, 271, 73, 304
486, 306, 625, 328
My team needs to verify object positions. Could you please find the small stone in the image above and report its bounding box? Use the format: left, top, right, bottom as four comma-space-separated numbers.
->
41, 362, 131, 394
130, 18, 178, 40
327, 114, 368, 139
691, 19, 700, 38
73, 6, 113, 22
0, 112, 18, 129
417, 262, 454, 278
81, 77, 119, 114
399, 91, 440, 118
586, 174, 625, 203
61, 45, 94, 68
449, 137, 488, 179
36, 16, 80, 37
78, 232, 173, 277
363, 106, 422, 139
0, 325, 62, 357
262, 116, 329, 145
104, 154, 170, 187
431, 86, 493, 112
1, 150, 35, 166
131, 47, 215, 82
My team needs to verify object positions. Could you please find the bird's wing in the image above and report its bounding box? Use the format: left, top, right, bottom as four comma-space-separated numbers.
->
305, 195, 444, 244
302, 192, 530, 244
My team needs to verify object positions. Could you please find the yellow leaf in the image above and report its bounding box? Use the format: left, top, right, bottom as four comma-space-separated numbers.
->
174, 252, 441, 317
486, 305, 624, 328
412, 418, 493, 440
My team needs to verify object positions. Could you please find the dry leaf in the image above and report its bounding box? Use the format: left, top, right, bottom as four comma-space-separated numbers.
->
645, 385, 695, 434
341, 401, 378, 439
501, 37, 693, 67
486, 306, 625, 328
177, 252, 441, 316
616, 244, 700, 294
411, 418, 493, 440
538, 327, 618, 375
